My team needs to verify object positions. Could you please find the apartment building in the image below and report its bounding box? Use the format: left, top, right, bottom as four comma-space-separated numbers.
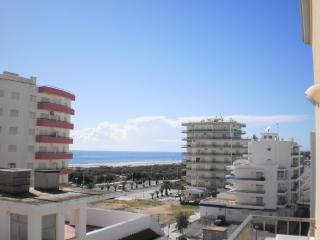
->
200, 132, 303, 222
0, 71, 74, 183
182, 118, 248, 191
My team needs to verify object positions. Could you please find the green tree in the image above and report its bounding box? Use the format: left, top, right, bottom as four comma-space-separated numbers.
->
176, 212, 189, 234
161, 180, 171, 196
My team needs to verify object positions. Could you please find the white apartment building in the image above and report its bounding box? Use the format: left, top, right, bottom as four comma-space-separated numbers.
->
0, 71, 75, 183
182, 118, 248, 191
200, 132, 303, 222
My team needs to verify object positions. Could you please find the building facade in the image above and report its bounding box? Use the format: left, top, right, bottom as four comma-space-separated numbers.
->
182, 118, 248, 191
200, 133, 303, 222
0, 71, 74, 183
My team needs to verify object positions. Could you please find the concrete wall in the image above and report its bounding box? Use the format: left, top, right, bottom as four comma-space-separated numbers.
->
0, 72, 37, 169
84, 208, 163, 240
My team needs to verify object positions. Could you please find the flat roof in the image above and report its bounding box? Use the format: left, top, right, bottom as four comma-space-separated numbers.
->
203, 225, 228, 232
0, 187, 104, 205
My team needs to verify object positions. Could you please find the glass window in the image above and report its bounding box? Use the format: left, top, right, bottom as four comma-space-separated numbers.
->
42, 214, 56, 240
10, 214, 27, 240
8, 145, 17, 152
30, 95, 36, 102
9, 127, 18, 135
10, 109, 19, 117
11, 92, 20, 100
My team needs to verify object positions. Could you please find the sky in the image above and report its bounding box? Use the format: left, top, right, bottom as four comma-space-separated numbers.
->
0, 0, 315, 151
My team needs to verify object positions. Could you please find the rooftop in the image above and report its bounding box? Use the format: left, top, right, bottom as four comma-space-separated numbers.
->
0, 187, 105, 205
182, 118, 245, 126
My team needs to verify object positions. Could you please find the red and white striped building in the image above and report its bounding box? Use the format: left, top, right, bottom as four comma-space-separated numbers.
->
0, 71, 75, 183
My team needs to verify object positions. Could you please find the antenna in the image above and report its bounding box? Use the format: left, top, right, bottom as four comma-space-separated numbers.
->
276, 123, 279, 135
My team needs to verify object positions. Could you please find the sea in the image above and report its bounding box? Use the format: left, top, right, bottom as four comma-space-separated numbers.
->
69, 151, 183, 167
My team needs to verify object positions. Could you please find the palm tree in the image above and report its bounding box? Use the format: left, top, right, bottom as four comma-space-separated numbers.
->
155, 190, 159, 198
121, 181, 127, 190
150, 192, 154, 199
160, 185, 164, 197
176, 212, 189, 234
162, 180, 171, 196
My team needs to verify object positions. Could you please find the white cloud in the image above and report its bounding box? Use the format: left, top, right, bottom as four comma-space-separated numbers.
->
71, 114, 307, 151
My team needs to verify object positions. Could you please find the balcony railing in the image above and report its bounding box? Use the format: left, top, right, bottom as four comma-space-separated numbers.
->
235, 177, 265, 181
184, 152, 246, 156
35, 152, 73, 160
228, 215, 315, 240
59, 168, 74, 175
38, 102, 75, 115
38, 86, 75, 101
182, 129, 245, 134
182, 136, 243, 141
36, 135, 73, 144
37, 118, 74, 129
231, 189, 265, 195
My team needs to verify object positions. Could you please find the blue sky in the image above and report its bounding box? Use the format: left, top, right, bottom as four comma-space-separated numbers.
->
0, 0, 315, 151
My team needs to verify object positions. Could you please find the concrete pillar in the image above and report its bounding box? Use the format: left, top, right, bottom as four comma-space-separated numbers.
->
75, 206, 87, 239
28, 214, 42, 240
56, 212, 65, 240
0, 209, 10, 240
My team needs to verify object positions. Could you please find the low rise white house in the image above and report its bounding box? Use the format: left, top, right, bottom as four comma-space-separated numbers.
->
200, 132, 303, 223
0, 177, 164, 240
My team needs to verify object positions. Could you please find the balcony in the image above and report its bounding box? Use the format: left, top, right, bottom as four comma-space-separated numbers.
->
36, 135, 73, 144
231, 189, 265, 196
38, 86, 75, 101
184, 152, 246, 156
277, 188, 288, 195
60, 168, 74, 175
37, 118, 74, 129
38, 102, 75, 115
235, 177, 266, 182
182, 129, 245, 134
228, 215, 315, 240
35, 152, 73, 160
277, 200, 288, 207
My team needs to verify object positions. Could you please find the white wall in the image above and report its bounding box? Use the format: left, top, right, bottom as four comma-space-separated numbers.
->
0, 72, 37, 169
84, 209, 163, 240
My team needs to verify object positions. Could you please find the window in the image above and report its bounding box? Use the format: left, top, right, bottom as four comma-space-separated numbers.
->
8, 163, 16, 168
42, 214, 57, 240
30, 95, 36, 102
10, 214, 28, 240
29, 128, 35, 136
9, 127, 18, 135
0, 90, 4, 97
28, 145, 34, 153
10, 109, 19, 117
196, 157, 200, 163
11, 92, 20, 100
8, 145, 17, 152
29, 112, 36, 119
267, 147, 271, 151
